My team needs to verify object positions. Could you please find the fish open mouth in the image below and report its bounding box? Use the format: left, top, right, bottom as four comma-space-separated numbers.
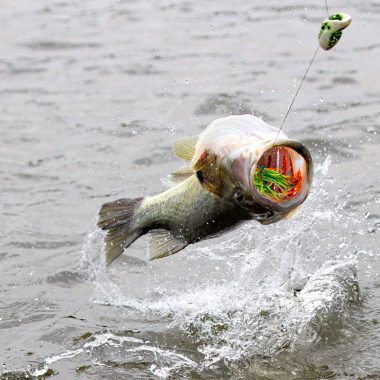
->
252, 144, 312, 211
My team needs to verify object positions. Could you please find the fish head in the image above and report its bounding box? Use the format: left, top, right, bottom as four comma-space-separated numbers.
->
191, 115, 313, 224
225, 140, 313, 224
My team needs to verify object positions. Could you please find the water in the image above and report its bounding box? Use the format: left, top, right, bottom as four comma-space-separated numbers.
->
1, 0, 379, 379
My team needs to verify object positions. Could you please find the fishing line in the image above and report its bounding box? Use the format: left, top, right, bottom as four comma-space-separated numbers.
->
272, 45, 319, 146
324, 0, 330, 17
272, 0, 351, 146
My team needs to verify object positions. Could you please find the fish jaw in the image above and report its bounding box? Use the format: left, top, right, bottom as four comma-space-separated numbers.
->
216, 140, 312, 220
248, 140, 313, 214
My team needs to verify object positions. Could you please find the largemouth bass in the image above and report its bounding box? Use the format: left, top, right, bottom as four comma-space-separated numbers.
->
98, 114, 313, 264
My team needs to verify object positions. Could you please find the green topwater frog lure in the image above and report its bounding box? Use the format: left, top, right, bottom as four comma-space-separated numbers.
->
318, 12, 352, 50
264, 9, 352, 203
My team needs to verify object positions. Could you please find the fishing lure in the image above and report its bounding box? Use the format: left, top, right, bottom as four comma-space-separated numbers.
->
272, 9, 352, 146
318, 13, 352, 50
254, 166, 301, 202
266, 8, 353, 203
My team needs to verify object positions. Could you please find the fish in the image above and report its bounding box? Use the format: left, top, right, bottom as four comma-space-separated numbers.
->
98, 114, 313, 264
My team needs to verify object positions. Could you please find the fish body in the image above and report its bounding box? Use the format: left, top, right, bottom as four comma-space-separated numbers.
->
99, 175, 252, 264
98, 114, 313, 264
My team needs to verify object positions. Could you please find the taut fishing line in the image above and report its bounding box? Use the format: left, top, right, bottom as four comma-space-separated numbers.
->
324, 0, 330, 16
272, 0, 352, 146
272, 45, 320, 146
253, 1, 352, 203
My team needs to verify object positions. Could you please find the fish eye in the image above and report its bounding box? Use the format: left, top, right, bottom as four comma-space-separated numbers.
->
196, 170, 204, 183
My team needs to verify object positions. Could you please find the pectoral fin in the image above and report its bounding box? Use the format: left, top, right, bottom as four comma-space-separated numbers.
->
174, 137, 197, 161
168, 165, 194, 186
149, 230, 188, 260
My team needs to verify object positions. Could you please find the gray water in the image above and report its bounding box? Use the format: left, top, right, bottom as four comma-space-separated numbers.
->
1, 0, 379, 379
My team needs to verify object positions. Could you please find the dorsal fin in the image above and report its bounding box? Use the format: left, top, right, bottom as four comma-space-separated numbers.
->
168, 165, 194, 186
149, 230, 188, 260
174, 137, 197, 161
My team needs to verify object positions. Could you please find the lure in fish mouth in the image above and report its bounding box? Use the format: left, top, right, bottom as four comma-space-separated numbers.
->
98, 114, 313, 264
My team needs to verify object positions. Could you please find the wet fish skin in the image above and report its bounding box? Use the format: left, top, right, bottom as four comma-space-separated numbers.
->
137, 175, 253, 238
98, 175, 257, 264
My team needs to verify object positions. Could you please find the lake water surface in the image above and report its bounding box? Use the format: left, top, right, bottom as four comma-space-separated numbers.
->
1, 0, 379, 379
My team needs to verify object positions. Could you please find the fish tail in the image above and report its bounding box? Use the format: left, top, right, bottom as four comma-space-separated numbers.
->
97, 197, 143, 264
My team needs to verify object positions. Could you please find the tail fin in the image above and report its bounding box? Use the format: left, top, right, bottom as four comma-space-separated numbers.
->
97, 198, 143, 264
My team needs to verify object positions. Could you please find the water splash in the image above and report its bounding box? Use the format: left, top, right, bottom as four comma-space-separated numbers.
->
80, 223, 126, 306
77, 156, 362, 377
29, 331, 197, 379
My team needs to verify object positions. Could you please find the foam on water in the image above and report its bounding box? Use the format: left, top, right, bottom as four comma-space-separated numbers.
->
29, 331, 197, 379
1, 0, 379, 378
75, 156, 362, 377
